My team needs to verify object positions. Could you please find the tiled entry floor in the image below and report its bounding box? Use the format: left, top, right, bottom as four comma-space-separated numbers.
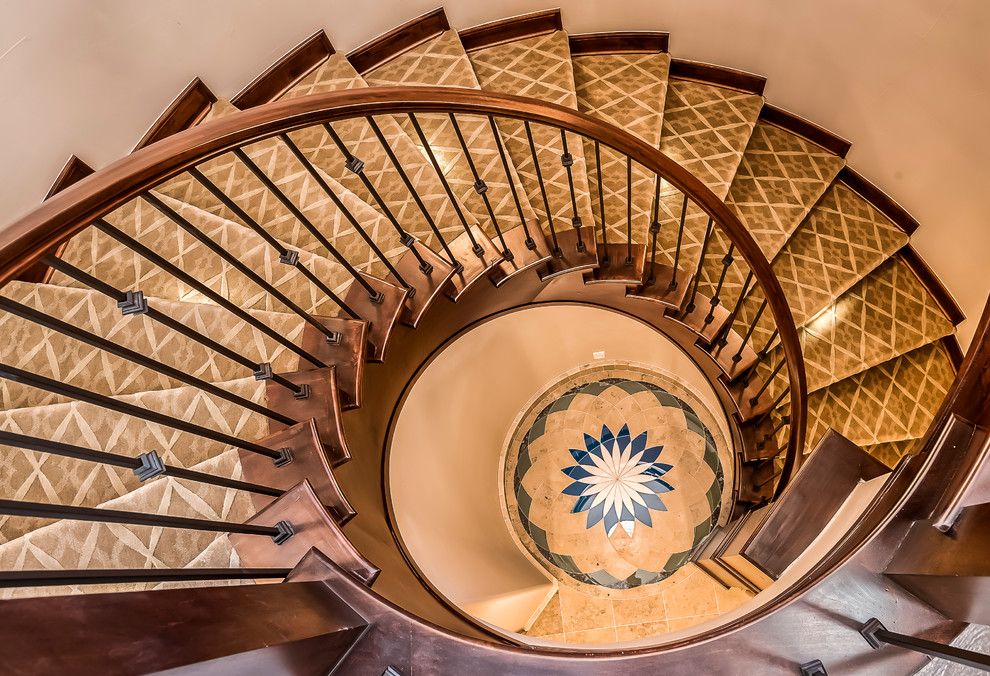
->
502, 362, 748, 644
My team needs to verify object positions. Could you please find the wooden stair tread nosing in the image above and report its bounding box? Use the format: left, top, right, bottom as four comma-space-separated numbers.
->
837, 166, 919, 235
667, 290, 732, 345
231, 30, 335, 109
710, 557, 763, 595
229, 479, 379, 586
343, 273, 409, 362
626, 263, 692, 311
265, 367, 351, 467
239, 420, 356, 526
133, 77, 217, 150
539, 228, 600, 280
568, 32, 669, 56
709, 325, 761, 382
741, 414, 786, 463
444, 225, 506, 301
694, 560, 734, 590
348, 8, 449, 75
669, 59, 766, 95
586, 242, 646, 285
723, 554, 776, 589
459, 9, 563, 52
942, 335, 964, 370
897, 244, 966, 326
389, 240, 456, 328
299, 316, 368, 409
491, 224, 554, 286
758, 104, 852, 158
14, 156, 95, 284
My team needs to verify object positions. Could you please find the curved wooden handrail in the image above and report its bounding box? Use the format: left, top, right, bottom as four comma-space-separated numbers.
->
0, 85, 807, 493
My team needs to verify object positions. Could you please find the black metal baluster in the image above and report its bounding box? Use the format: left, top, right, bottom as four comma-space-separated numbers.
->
448, 113, 512, 261
358, 117, 460, 269
232, 148, 384, 304
756, 415, 790, 451
860, 618, 990, 671
625, 155, 633, 265
0, 297, 296, 425
101, 209, 340, 368
0, 568, 291, 589
0, 430, 284, 497
754, 466, 784, 491
644, 175, 662, 285
524, 121, 560, 258
683, 218, 715, 314
732, 298, 769, 363
0, 362, 287, 462
0, 499, 295, 543
406, 112, 485, 260
488, 115, 536, 251
669, 194, 688, 290
41, 255, 308, 399
758, 328, 780, 361
186, 166, 360, 326
277, 133, 417, 291
559, 129, 585, 252
705, 243, 736, 326
713, 270, 755, 349
594, 140, 608, 265
748, 357, 787, 407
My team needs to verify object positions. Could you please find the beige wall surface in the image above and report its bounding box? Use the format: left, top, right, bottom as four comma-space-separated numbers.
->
388, 305, 728, 630
1, 0, 987, 345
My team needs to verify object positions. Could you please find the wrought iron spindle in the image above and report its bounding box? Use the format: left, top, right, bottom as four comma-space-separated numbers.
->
129, 197, 341, 354
0, 297, 296, 425
644, 175, 662, 285
758, 328, 780, 361
684, 218, 715, 314
860, 618, 990, 671
232, 148, 384, 304
733, 298, 769, 363
277, 133, 418, 290
0, 361, 289, 462
448, 113, 512, 261
186, 166, 359, 325
0, 430, 285, 496
0, 499, 295, 544
0, 568, 292, 589
559, 129, 585, 252
594, 140, 608, 265
41, 255, 308, 399
669, 193, 688, 290
625, 155, 633, 265
754, 466, 784, 490
358, 117, 460, 268
488, 115, 536, 250
524, 120, 560, 258
406, 113, 485, 259
756, 415, 790, 451
705, 243, 736, 325
714, 271, 755, 349
749, 358, 787, 407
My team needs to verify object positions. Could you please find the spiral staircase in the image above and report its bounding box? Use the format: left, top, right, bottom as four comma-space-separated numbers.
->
1, 7, 988, 675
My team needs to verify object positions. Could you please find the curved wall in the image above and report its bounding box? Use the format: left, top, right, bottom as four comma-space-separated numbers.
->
387, 305, 731, 633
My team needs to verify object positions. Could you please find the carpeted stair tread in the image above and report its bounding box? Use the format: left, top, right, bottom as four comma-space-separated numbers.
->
572, 49, 670, 245
464, 29, 596, 233
0, 376, 266, 543
803, 342, 956, 450
860, 439, 918, 469
0, 281, 303, 409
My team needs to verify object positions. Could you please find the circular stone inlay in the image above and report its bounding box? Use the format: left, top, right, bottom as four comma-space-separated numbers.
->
503, 364, 726, 590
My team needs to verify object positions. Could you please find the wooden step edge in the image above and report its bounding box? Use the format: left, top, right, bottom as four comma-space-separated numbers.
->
569, 31, 669, 56
669, 59, 766, 95
759, 104, 852, 159
897, 244, 966, 326
231, 30, 335, 109
299, 316, 369, 409
459, 9, 562, 53
13, 156, 96, 284
538, 227, 600, 280
348, 8, 449, 75
713, 557, 763, 594
693, 560, 734, 590
941, 335, 965, 371
723, 553, 776, 590
133, 78, 218, 150
837, 166, 920, 235
266, 367, 352, 467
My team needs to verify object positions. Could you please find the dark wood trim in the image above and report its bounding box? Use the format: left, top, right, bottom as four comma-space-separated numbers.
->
942, 335, 965, 370
837, 166, 920, 235
348, 8, 449, 74
231, 30, 335, 109
14, 156, 96, 283
133, 77, 217, 150
898, 244, 966, 326
568, 31, 670, 56
669, 59, 766, 95
759, 104, 852, 158
459, 9, 562, 52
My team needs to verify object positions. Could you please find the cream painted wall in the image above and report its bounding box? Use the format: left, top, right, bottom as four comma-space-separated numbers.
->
388, 305, 729, 630
1, 0, 987, 345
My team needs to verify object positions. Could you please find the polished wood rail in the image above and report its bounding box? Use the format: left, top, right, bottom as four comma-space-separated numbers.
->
0, 86, 809, 494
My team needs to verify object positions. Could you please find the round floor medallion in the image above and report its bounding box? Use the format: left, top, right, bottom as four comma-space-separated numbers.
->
503, 362, 729, 590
